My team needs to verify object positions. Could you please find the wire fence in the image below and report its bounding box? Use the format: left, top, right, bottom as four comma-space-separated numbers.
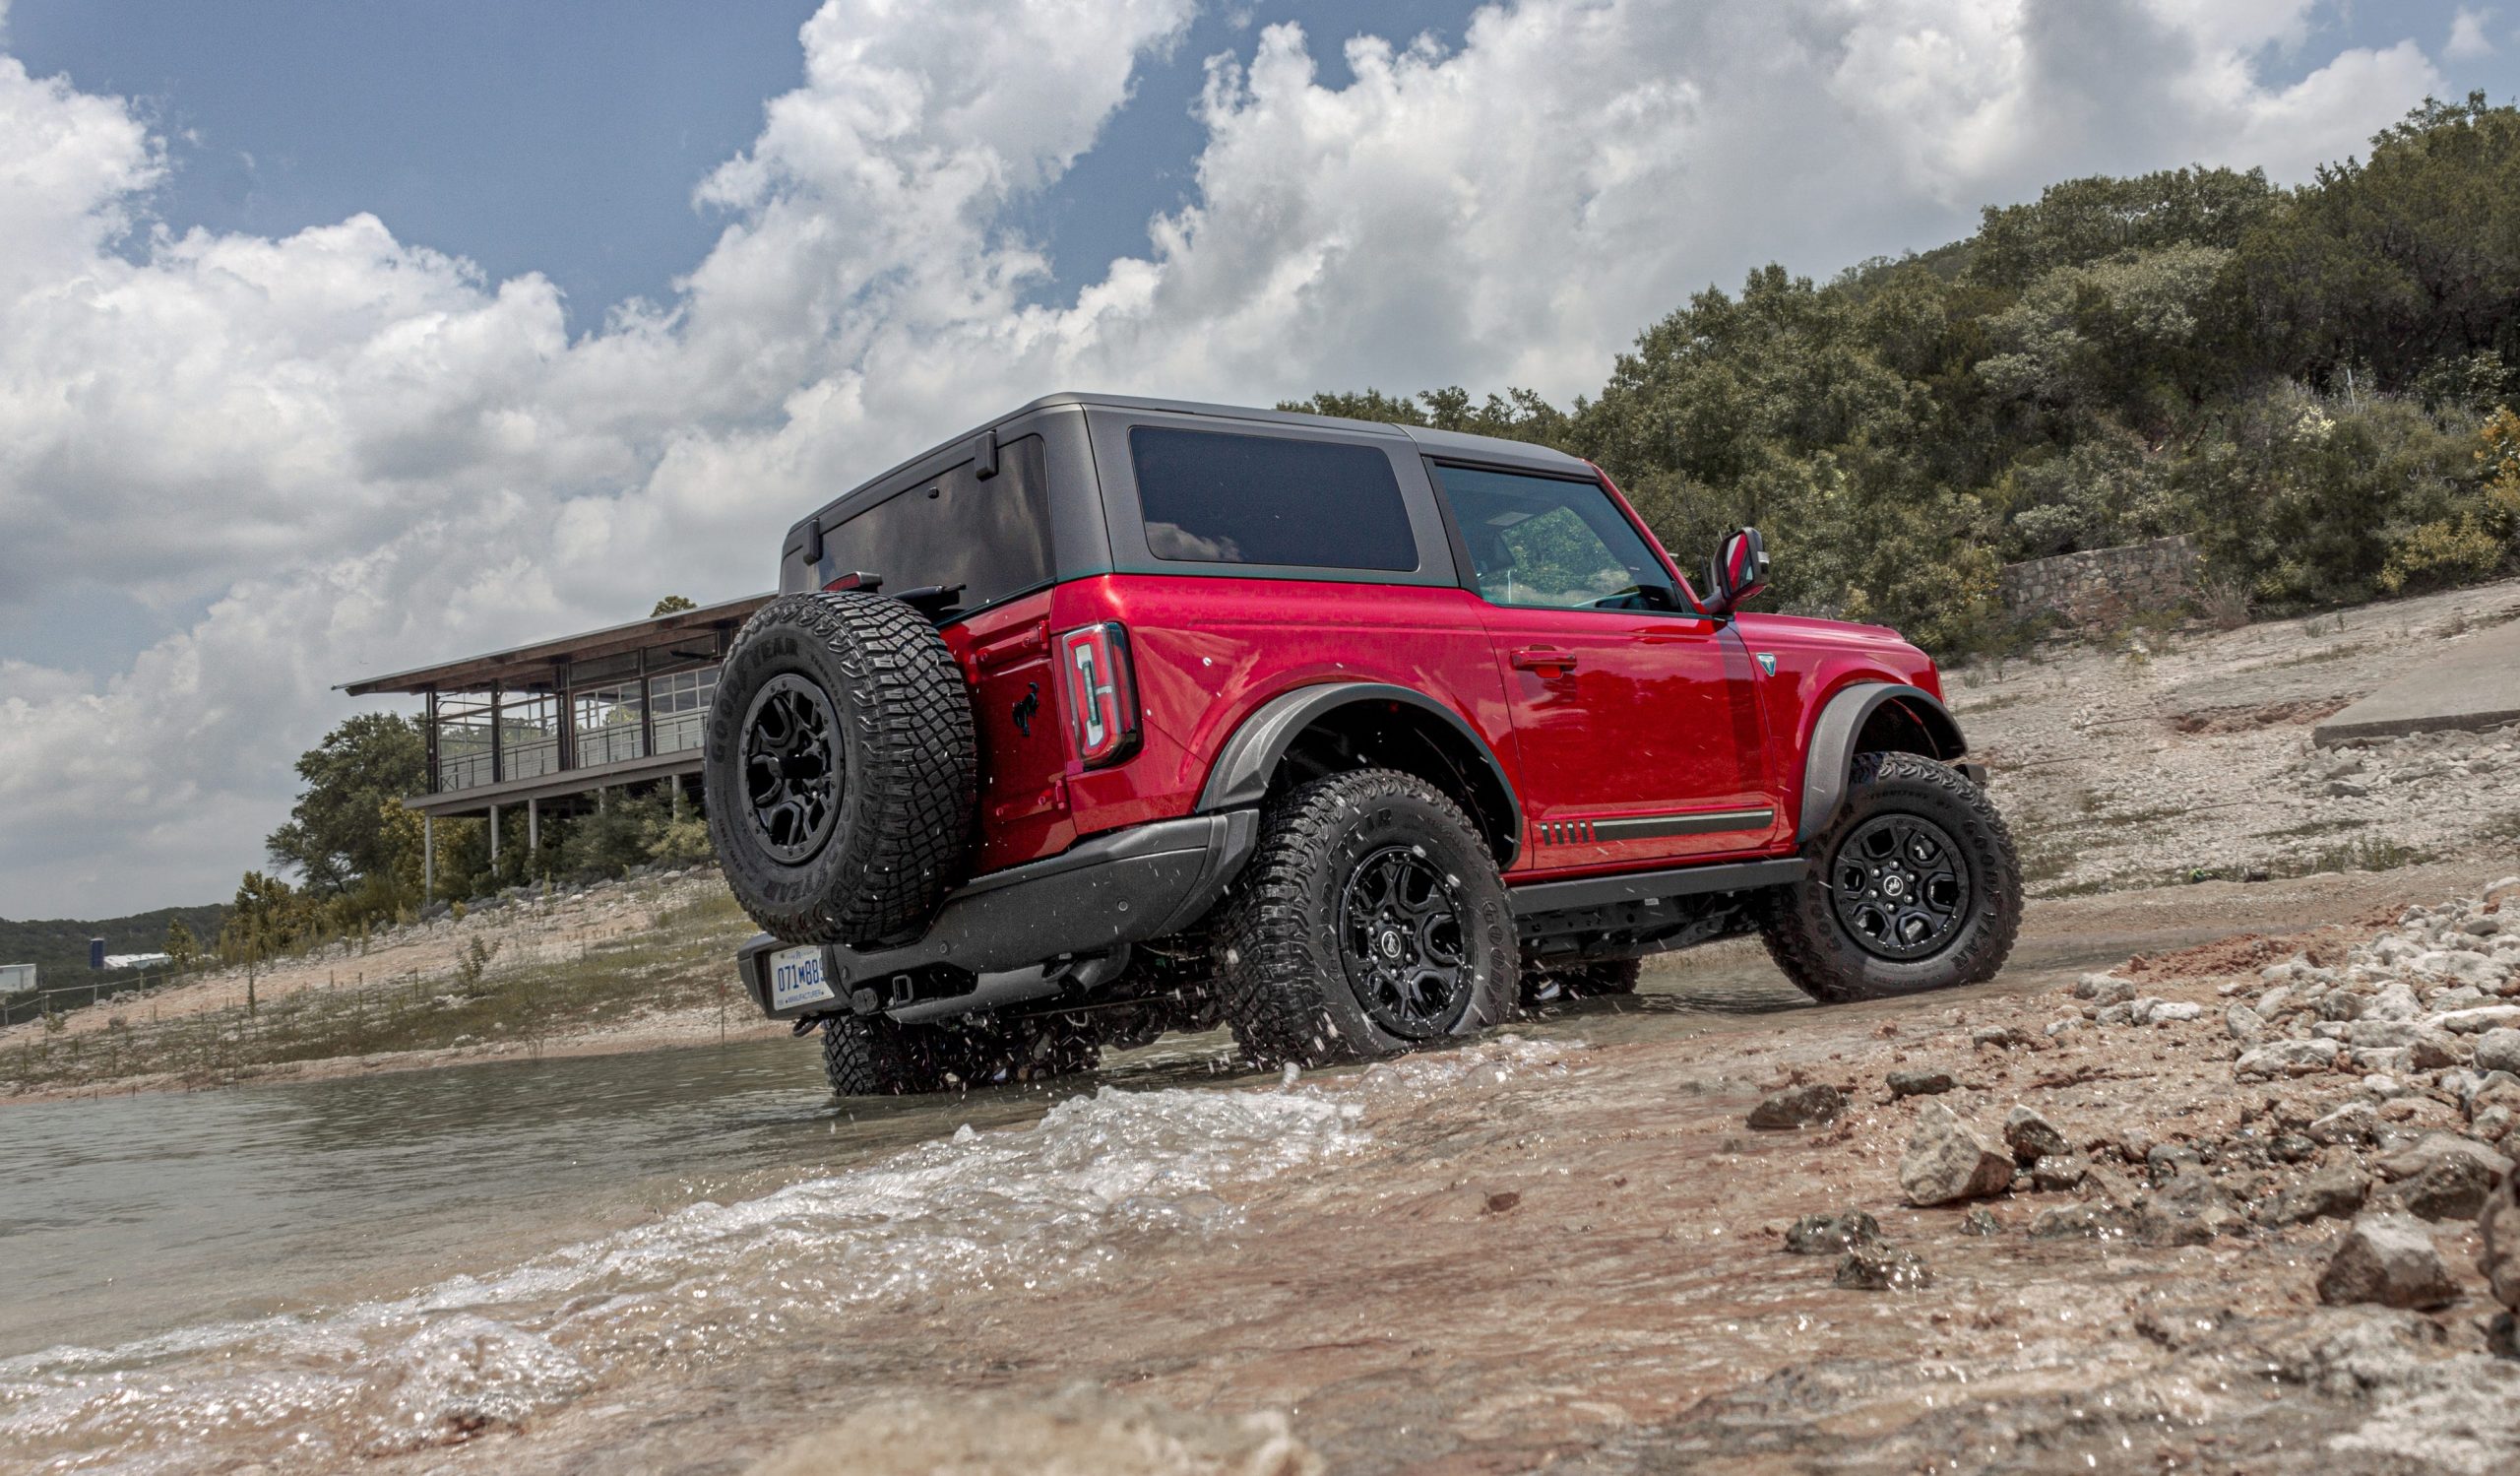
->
1, 971, 179, 1030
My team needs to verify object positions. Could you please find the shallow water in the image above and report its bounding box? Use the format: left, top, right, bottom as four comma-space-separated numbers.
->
0, 949, 1821, 1474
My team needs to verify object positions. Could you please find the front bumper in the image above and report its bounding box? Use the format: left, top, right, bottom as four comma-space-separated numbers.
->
735, 809, 1258, 1021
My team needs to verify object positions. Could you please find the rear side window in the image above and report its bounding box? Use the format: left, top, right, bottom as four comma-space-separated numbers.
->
1431, 464, 1670, 609
816, 434, 1052, 613
1129, 426, 1417, 571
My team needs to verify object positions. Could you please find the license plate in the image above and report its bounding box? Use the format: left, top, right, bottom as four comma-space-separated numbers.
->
767, 945, 836, 1009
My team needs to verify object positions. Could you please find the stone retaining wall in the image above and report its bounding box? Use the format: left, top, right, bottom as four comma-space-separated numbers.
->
2000, 536, 2201, 629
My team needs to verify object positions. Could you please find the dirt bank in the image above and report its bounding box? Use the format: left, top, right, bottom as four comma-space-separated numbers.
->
1952, 576, 2520, 896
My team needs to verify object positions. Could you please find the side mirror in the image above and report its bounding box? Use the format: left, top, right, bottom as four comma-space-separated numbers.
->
1703, 527, 1770, 616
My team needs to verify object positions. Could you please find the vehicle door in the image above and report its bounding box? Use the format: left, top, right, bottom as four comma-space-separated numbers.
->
1427, 461, 1775, 868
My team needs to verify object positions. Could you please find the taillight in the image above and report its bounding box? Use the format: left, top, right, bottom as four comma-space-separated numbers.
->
1057, 621, 1140, 766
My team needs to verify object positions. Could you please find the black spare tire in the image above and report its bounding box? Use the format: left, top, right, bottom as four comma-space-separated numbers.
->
705, 592, 977, 945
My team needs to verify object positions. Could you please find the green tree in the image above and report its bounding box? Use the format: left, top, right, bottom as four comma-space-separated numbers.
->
651, 595, 698, 616
266, 713, 426, 897
164, 918, 201, 972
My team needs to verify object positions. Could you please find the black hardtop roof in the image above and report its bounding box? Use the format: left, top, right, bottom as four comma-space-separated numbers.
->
1004, 391, 1593, 474
826, 391, 1594, 513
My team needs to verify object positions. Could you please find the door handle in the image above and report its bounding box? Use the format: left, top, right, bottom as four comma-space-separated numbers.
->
1511, 646, 1579, 672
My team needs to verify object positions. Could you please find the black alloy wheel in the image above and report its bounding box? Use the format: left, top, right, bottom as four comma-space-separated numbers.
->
742, 674, 843, 864
1828, 812, 1970, 960
1338, 846, 1473, 1039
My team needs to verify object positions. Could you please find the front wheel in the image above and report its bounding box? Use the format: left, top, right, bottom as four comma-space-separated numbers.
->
1217, 769, 1517, 1067
1760, 751, 2021, 1003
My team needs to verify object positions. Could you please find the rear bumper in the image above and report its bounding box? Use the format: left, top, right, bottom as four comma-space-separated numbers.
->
735, 809, 1258, 1021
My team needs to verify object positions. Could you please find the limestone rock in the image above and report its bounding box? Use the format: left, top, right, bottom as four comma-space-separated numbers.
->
1835, 1244, 1932, 1291
2267, 1164, 2368, 1227
2480, 1169, 2520, 1313
1783, 1210, 1879, 1255
1886, 1068, 1955, 1099
2002, 1105, 2069, 1165
1748, 1083, 1847, 1130
2308, 1101, 2379, 1145
2317, 1214, 2457, 1310
1899, 1104, 2014, 1207
2237, 1039, 2341, 1077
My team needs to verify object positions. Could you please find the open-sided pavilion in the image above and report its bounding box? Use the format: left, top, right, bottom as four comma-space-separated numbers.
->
341, 593, 772, 899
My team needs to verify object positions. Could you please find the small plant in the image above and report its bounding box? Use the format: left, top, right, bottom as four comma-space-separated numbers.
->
455, 935, 503, 993
2195, 578, 2252, 631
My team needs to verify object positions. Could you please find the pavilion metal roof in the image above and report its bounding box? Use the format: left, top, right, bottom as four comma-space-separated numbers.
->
339, 592, 774, 696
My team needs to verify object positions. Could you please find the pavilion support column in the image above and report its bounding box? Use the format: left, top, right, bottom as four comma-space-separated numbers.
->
489, 803, 501, 864
669, 773, 682, 819
528, 798, 539, 857
422, 815, 435, 905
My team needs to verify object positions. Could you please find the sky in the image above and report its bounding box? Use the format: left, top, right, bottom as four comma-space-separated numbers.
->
0, 0, 2516, 919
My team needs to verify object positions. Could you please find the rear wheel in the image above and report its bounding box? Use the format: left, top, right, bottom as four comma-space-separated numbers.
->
821, 1015, 972, 1096
1217, 769, 1516, 1067
1761, 751, 2020, 1002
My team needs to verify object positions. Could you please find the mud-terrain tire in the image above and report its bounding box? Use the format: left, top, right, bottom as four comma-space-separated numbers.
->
1216, 769, 1517, 1067
1761, 751, 2020, 1003
706, 592, 976, 946
821, 1015, 974, 1096
1519, 958, 1641, 1006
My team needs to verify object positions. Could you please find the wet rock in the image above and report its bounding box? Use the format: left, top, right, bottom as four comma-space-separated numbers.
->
2482, 1170, 2520, 1313
2028, 1202, 2136, 1240
2477, 1029, 2520, 1077
1899, 1104, 2014, 1206
2031, 1153, 2089, 1191
1959, 1206, 2002, 1237
2237, 1039, 2342, 1078
2146, 1142, 2207, 1182
1834, 1244, 1932, 1291
2267, 1164, 2368, 1226
2002, 1105, 2069, 1164
2269, 1133, 2318, 1164
1747, 1083, 1847, 1130
2308, 1101, 2379, 1145
2375, 1132, 2512, 1221
1783, 1210, 1880, 1255
1886, 1068, 1955, 1099
2376, 1131, 2512, 1186
2318, 1214, 2458, 1310
2138, 1171, 2242, 1246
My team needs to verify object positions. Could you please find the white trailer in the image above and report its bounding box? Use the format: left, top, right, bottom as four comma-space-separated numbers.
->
1, 963, 35, 995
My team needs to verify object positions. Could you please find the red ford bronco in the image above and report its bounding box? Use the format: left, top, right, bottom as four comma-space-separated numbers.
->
708, 394, 2021, 1095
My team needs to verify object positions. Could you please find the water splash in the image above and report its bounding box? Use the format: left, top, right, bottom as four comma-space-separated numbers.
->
0, 1077, 1385, 1471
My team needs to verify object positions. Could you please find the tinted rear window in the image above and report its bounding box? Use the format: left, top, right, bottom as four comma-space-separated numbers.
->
815, 434, 1051, 614
1129, 426, 1417, 571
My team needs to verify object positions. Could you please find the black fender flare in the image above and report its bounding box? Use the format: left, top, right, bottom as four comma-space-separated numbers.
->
1796, 682, 1969, 847
1195, 680, 1524, 866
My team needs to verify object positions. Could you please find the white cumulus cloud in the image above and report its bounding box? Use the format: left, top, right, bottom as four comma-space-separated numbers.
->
0, 0, 2455, 914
